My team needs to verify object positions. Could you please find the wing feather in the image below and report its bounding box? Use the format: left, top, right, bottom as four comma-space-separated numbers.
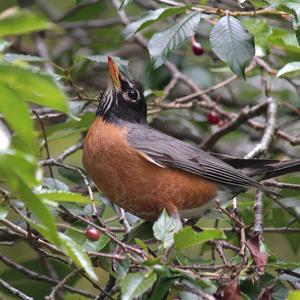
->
126, 123, 276, 194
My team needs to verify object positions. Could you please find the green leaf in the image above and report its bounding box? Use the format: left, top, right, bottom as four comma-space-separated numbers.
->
83, 233, 109, 252
153, 210, 182, 249
210, 15, 255, 79
0, 64, 68, 113
64, 222, 109, 253
288, 291, 300, 300
149, 277, 175, 300
0, 156, 60, 245
174, 227, 226, 251
148, 11, 201, 68
127, 221, 154, 243
114, 257, 130, 279
242, 18, 272, 55
0, 7, 53, 38
0, 150, 39, 186
121, 271, 157, 300
38, 191, 93, 204
0, 83, 35, 154
123, 6, 188, 39
277, 61, 300, 77
275, 3, 300, 45
60, 233, 97, 281
119, 0, 132, 10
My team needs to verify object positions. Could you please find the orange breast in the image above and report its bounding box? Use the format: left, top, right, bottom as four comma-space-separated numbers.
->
82, 118, 217, 221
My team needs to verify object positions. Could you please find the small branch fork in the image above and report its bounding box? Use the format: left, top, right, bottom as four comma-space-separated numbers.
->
245, 97, 278, 159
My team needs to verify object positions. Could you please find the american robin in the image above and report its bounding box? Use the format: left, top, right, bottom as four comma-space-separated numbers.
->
82, 57, 300, 222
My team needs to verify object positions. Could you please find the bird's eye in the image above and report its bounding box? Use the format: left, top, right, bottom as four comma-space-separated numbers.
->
127, 90, 138, 100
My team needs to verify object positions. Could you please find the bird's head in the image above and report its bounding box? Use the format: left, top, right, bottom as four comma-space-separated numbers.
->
97, 56, 147, 124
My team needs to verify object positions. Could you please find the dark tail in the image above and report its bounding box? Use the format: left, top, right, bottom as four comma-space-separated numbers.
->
224, 158, 300, 180
254, 160, 300, 180
212, 153, 300, 181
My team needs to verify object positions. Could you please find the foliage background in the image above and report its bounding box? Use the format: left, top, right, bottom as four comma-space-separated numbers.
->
0, 0, 300, 299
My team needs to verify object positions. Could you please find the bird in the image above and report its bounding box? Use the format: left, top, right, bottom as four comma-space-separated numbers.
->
82, 56, 300, 222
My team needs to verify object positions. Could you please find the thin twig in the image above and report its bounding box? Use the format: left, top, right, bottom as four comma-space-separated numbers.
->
157, 0, 289, 17
263, 180, 300, 190
245, 97, 278, 159
33, 111, 54, 178
45, 270, 79, 300
40, 158, 97, 216
201, 101, 268, 150
57, 141, 83, 162
0, 254, 96, 298
174, 282, 215, 300
254, 190, 264, 234
0, 278, 33, 300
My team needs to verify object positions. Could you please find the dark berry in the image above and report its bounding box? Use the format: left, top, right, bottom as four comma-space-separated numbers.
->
208, 111, 220, 125
192, 36, 204, 56
85, 227, 100, 241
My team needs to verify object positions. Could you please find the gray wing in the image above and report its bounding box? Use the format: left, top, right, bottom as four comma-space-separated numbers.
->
126, 123, 274, 194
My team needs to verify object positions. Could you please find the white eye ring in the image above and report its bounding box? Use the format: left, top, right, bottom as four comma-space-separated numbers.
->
124, 89, 139, 102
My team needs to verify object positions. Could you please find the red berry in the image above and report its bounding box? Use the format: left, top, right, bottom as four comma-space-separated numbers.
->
192, 36, 204, 56
85, 227, 100, 241
218, 119, 228, 128
208, 111, 220, 125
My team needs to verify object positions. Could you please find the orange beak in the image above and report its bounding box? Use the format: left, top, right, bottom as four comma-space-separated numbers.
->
107, 56, 121, 91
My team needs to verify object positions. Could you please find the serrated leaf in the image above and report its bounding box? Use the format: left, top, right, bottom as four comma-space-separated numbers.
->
153, 210, 182, 249
210, 15, 255, 79
277, 61, 300, 77
60, 233, 97, 281
0, 83, 35, 154
0, 7, 53, 38
123, 6, 188, 39
0, 64, 68, 113
121, 271, 157, 300
38, 191, 93, 204
148, 11, 201, 68
275, 2, 300, 45
174, 227, 226, 251
0, 156, 60, 245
